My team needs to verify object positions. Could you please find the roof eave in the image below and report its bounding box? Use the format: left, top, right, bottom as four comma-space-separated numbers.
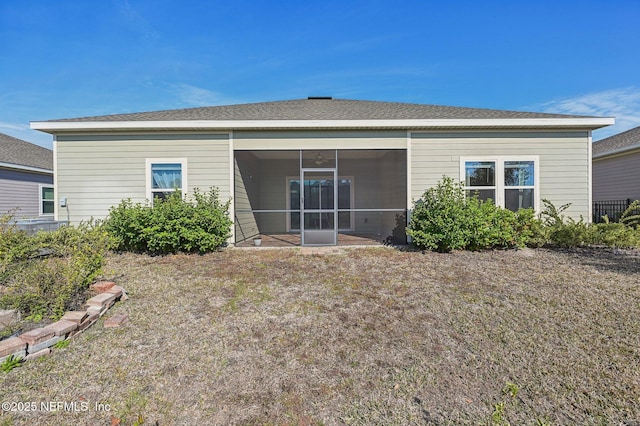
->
31, 117, 615, 133
0, 161, 53, 174
593, 143, 640, 159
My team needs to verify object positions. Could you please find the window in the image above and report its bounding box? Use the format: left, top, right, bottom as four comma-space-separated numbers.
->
40, 185, 54, 216
504, 160, 535, 211
461, 157, 538, 211
146, 159, 187, 203
464, 161, 496, 202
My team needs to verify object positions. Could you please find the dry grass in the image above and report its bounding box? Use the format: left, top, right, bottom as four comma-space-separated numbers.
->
1, 247, 639, 425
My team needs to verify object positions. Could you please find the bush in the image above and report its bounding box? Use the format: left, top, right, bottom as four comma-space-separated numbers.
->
537, 199, 588, 247
588, 222, 640, 248
536, 199, 640, 248
104, 187, 232, 255
0, 220, 111, 319
620, 200, 640, 228
406, 176, 469, 252
407, 176, 538, 252
465, 196, 539, 250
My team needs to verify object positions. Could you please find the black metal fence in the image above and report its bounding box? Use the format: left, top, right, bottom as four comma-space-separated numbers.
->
592, 199, 635, 223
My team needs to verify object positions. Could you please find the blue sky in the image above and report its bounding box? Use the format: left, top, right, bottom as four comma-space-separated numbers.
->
1, 0, 639, 149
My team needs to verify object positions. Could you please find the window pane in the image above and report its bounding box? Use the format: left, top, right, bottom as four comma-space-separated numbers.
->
466, 189, 495, 202
290, 180, 300, 210
505, 161, 534, 186
320, 179, 334, 209
42, 187, 54, 200
338, 211, 351, 229
152, 191, 173, 201
42, 200, 54, 214
290, 212, 300, 230
465, 161, 495, 186
505, 189, 534, 211
304, 180, 320, 209
320, 212, 334, 229
152, 163, 182, 189
304, 213, 321, 230
338, 179, 351, 209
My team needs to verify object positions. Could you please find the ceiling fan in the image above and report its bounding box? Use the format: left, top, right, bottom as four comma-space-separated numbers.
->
314, 152, 329, 165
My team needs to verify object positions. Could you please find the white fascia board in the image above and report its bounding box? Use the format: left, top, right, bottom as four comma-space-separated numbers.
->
593, 143, 640, 159
31, 117, 616, 132
0, 161, 53, 174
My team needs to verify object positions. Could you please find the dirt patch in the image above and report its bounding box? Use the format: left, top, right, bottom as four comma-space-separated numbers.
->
1, 247, 639, 425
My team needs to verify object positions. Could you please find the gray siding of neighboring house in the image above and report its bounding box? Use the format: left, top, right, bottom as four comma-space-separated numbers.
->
592, 149, 640, 202
410, 131, 591, 220
0, 168, 53, 218
55, 133, 231, 224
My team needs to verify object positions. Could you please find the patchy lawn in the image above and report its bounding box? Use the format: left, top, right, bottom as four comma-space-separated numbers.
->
1, 247, 639, 425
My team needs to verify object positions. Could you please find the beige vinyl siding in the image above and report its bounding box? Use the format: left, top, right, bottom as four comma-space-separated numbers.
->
410, 131, 590, 219
56, 133, 230, 223
233, 152, 260, 242
234, 130, 407, 150
593, 149, 640, 202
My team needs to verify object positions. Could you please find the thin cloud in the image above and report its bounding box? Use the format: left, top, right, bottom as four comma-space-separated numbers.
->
536, 87, 640, 140
114, 0, 160, 41
168, 83, 234, 107
0, 121, 28, 132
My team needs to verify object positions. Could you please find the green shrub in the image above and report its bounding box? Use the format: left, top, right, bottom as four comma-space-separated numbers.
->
538, 199, 640, 248
407, 176, 538, 252
465, 197, 538, 250
538, 199, 590, 248
588, 222, 640, 248
0, 220, 111, 319
620, 200, 640, 228
406, 177, 470, 252
0, 215, 40, 282
104, 187, 232, 255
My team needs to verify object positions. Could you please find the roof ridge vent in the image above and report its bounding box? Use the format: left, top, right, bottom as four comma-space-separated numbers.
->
307, 96, 332, 100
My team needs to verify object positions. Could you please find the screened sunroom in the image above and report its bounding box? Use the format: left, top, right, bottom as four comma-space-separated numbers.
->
234, 149, 407, 246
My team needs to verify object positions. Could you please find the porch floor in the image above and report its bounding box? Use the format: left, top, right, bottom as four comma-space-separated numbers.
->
235, 233, 386, 247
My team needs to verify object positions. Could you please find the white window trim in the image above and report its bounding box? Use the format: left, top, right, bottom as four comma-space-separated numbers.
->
460, 156, 540, 212
39, 184, 55, 217
145, 158, 188, 203
286, 176, 355, 232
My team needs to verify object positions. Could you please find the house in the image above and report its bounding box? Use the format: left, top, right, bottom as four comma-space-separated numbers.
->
0, 132, 54, 219
592, 126, 640, 201
31, 98, 613, 246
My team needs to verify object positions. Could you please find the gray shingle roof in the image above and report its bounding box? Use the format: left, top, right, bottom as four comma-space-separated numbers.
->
593, 126, 640, 156
0, 132, 53, 171
45, 98, 591, 122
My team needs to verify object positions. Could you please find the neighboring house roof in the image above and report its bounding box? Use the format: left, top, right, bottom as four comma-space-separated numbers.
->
0, 132, 53, 173
592, 125, 640, 158
31, 98, 614, 132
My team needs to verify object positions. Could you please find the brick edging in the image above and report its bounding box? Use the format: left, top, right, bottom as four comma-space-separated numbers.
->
0, 281, 129, 364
